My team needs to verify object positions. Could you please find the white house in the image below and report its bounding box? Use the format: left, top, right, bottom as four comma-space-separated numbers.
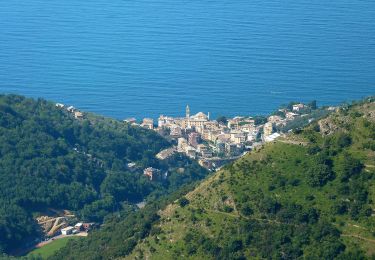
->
61, 226, 75, 235
292, 104, 305, 112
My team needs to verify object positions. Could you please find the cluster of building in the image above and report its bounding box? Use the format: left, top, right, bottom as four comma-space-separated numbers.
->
60, 222, 94, 236
130, 103, 318, 170
56, 103, 84, 119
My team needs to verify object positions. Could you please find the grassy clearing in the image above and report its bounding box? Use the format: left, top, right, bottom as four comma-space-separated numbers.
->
27, 237, 82, 259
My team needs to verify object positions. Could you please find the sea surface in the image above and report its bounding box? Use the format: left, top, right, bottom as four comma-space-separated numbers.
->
0, 0, 375, 120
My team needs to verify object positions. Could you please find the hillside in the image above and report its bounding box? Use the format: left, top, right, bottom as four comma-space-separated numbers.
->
0, 94, 208, 255
120, 98, 375, 259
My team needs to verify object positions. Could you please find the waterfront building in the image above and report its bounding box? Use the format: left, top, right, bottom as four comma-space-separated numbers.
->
180, 105, 210, 129
141, 118, 154, 129
67, 106, 76, 113
292, 103, 305, 112
74, 111, 84, 119
158, 115, 174, 128
124, 118, 137, 124
187, 112, 209, 128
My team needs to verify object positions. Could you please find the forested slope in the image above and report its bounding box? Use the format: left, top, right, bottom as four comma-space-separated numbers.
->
0, 94, 207, 255
120, 98, 375, 259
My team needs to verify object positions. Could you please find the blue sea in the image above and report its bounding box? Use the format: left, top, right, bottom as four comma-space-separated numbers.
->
0, 0, 374, 120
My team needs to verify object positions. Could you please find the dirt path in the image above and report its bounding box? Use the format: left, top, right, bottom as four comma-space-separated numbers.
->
35, 232, 88, 248
204, 208, 297, 226
341, 234, 375, 243
278, 139, 308, 146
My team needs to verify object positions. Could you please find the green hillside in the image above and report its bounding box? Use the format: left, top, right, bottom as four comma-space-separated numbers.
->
123, 98, 375, 259
27, 237, 82, 259
0, 94, 207, 255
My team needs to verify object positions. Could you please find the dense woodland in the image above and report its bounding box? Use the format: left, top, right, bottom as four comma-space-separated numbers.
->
52, 97, 375, 259
0, 94, 208, 255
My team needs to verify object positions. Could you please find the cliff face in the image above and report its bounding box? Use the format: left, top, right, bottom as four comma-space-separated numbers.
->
126, 98, 375, 259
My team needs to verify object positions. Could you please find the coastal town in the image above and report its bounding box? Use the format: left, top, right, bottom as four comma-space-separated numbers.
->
125, 102, 335, 171
22, 100, 335, 255
57, 101, 335, 176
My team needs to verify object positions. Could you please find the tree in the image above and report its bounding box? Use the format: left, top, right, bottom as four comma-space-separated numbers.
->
216, 116, 228, 125
309, 100, 317, 110
336, 153, 363, 182
178, 197, 190, 207
335, 133, 352, 148
307, 164, 335, 187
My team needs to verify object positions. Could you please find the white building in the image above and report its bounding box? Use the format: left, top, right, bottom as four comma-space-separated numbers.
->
61, 226, 75, 235
74, 111, 83, 119
141, 118, 154, 129
292, 104, 305, 112
124, 118, 137, 124
75, 223, 83, 231
158, 115, 174, 128
67, 106, 75, 113
177, 138, 188, 152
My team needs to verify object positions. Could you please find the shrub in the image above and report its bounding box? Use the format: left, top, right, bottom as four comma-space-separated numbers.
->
335, 133, 352, 148
178, 197, 190, 207
307, 164, 335, 187
223, 205, 234, 213
241, 205, 254, 216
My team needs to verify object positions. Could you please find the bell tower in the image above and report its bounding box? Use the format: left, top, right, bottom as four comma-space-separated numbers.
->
186, 105, 190, 118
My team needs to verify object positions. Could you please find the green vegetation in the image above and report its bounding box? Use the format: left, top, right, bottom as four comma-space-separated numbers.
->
2, 94, 375, 259
216, 116, 228, 125
51, 184, 199, 259
28, 237, 82, 259
116, 98, 374, 259
0, 94, 208, 255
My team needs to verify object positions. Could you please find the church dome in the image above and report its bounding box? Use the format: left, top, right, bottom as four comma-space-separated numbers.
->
192, 112, 208, 120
